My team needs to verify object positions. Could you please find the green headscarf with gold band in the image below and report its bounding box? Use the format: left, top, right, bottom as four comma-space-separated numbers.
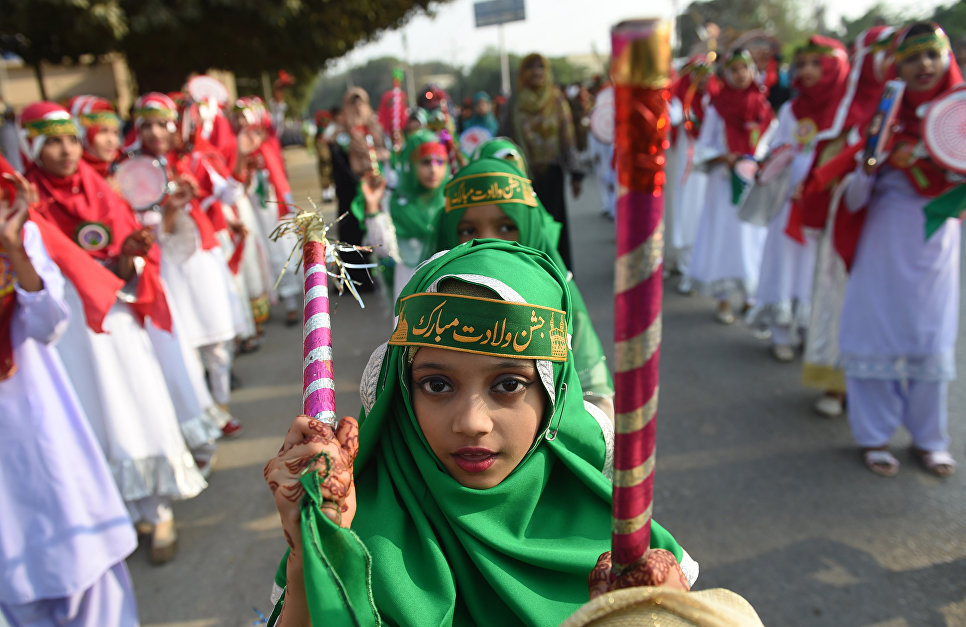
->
429, 157, 614, 403
471, 136, 531, 177
271, 240, 683, 626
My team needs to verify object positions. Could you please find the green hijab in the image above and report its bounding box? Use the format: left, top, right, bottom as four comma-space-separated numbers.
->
389, 129, 450, 246
430, 157, 563, 265
429, 157, 613, 403
275, 241, 680, 626
471, 136, 531, 178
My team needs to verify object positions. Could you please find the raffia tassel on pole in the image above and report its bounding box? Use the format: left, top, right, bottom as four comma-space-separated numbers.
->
610, 18, 672, 575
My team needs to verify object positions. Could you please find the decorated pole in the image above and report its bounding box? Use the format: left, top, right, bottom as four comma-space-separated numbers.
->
302, 230, 337, 425
609, 19, 672, 575
272, 201, 373, 426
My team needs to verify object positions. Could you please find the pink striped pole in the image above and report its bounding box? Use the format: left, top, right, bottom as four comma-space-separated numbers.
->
302, 237, 336, 424
610, 19, 672, 575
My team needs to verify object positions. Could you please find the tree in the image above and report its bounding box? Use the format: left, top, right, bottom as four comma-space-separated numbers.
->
931, 2, 966, 45
835, 3, 903, 45
2, 0, 126, 99
121, 0, 460, 92
2, 0, 455, 95
677, 0, 812, 58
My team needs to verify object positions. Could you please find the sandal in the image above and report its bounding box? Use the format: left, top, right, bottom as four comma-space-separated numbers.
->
911, 448, 957, 477
238, 337, 260, 354
862, 448, 899, 477
149, 519, 178, 565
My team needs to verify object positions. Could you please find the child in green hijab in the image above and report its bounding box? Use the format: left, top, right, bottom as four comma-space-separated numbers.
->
357, 129, 450, 301
264, 240, 697, 626
429, 151, 615, 419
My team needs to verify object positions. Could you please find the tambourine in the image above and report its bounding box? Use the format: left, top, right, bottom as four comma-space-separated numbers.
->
924, 84, 966, 174
739, 150, 791, 227
756, 145, 795, 185
459, 126, 493, 157
589, 86, 615, 145
114, 156, 175, 211
186, 75, 229, 106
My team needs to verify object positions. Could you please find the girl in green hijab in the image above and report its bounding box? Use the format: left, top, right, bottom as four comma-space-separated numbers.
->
429, 153, 615, 419
357, 129, 451, 300
264, 240, 697, 626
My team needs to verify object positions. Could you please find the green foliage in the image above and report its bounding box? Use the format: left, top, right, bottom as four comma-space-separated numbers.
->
836, 3, 904, 45
1, 0, 124, 65
306, 56, 463, 115
677, 0, 812, 58
932, 2, 966, 44
2, 0, 455, 92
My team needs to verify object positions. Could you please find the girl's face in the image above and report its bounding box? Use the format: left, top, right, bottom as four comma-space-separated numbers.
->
89, 127, 120, 163
456, 204, 520, 242
411, 347, 545, 489
726, 61, 753, 90
38, 135, 81, 177
795, 52, 823, 89
416, 155, 447, 190
138, 119, 173, 156
898, 48, 944, 92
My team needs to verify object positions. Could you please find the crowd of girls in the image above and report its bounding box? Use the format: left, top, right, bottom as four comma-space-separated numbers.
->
661, 22, 963, 479
1, 82, 299, 624
3, 19, 962, 625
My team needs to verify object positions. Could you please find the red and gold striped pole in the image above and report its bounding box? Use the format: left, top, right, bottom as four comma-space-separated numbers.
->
610, 18, 672, 575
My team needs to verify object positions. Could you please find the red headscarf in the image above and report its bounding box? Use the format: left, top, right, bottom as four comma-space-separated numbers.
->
28, 160, 172, 332
791, 36, 850, 135
68, 95, 121, 177
0, 154, 19, 380
887, 25, 963, 196
781, 36, 850, 242
672, 54, 719, 142
797, 27, 895, 232
19, 101, 171, 332
834, 24, 963, 269
232, 96, 293, 213
711, 51, 775, 155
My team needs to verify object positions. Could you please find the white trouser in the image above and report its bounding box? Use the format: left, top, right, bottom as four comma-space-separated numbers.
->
845, 378, 950, 451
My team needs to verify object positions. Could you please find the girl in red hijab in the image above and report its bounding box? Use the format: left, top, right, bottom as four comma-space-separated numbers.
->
747, 36, 850, 362
837, 23, 963, 478
667, 53, 719, 294
20, 101, 207, 563
688, 48, 775, 324
131, 92, 247, 434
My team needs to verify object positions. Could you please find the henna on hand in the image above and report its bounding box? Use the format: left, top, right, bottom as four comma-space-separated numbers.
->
587, 548, 690, 600
588, 551, 613, 600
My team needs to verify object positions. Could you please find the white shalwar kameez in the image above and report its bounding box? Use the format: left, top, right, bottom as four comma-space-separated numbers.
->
688, 106, 768, 302
158, 207, 242, 407
747, 103, 820, 345
0, 223, 139, 627
838, 166, 960, 451
666, 95, 709, 280
55, 254, 206, 526
251, 169, 303, 314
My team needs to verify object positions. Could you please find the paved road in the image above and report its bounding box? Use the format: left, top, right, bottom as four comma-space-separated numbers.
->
128, 148, 966, 626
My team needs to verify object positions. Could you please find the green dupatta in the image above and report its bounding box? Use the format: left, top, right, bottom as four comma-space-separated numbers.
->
271, 241, 681, 626
388, 129, 450, 252
429, 156, 614, 403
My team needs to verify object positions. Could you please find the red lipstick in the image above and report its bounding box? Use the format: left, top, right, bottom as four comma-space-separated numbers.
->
452, 448, 497, 473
